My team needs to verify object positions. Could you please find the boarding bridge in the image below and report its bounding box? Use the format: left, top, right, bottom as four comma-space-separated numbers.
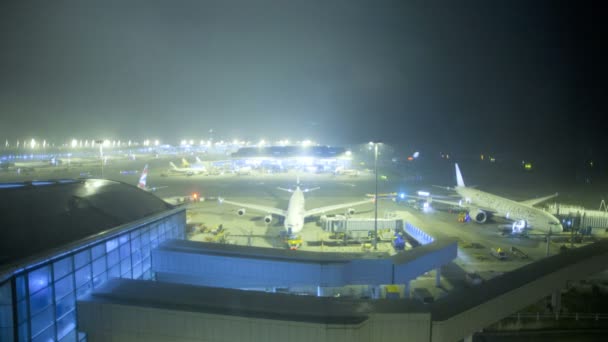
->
546, 202, 608, 230
321, 216, 403, 239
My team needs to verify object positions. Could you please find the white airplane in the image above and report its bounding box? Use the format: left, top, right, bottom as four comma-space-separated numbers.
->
219, 179, 372, 235
169, 162, 205, 176
415, 163, 562, 234
137, 165, 167, 192
334, 166, 360, 176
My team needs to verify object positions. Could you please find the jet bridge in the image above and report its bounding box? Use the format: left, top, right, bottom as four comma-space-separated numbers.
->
151, 232, 457, 292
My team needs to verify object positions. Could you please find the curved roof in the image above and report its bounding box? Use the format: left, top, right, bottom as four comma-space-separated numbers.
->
0, 179, 172, 266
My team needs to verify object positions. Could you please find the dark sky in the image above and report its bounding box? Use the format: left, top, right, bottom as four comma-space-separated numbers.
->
0, 0, 604, 156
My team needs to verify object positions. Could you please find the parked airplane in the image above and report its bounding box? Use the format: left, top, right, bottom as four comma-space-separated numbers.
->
219, 179, 372, 235
169, 162, 205, 176
413, 164, 562, 234
137, 165, 167, 192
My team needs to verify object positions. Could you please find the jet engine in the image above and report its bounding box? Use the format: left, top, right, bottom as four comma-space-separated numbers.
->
237, 208, 246, 216
264, 215, 272, 224
347, 208, 356, 215
470, 209, 487, 223
512, 219, 527, 233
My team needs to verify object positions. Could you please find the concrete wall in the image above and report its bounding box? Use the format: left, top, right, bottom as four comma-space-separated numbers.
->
77, 300, 431, 342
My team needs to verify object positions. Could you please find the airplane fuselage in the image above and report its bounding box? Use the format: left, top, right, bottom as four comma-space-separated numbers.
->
456, 186, 563, 233
285, 187, 306, 234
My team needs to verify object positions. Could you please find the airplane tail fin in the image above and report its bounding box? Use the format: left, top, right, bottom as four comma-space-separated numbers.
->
277, 187, 294, 193
138, 164, 148, 189
181, 158, 190, 167
455, 163, 465, 187
196, 157, 203, 163
296, 175, 300, 187
170, 162, 178, 170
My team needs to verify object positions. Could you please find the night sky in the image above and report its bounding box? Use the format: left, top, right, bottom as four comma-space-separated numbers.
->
0, 1, 604, 157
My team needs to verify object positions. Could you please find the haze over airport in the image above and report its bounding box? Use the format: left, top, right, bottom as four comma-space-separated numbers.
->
1, 1, 605, 162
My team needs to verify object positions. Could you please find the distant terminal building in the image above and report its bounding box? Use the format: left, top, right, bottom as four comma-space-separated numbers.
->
231, 145, 347, 159
0, 179, 186, 342
231, 146, 352, 172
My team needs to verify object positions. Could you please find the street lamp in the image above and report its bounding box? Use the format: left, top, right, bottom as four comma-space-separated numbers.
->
369, 141, 382, 250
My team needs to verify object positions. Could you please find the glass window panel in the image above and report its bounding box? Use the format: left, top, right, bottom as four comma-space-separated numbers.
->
0, 327, 14, 342
29, 286, 52, 316
53, 257, 73, 281
106, 249, 119, 267
57, 310, 76, 340
54, 274, 74, 301
0, 282, 11, 305
141, 244, 150, 258
92, 257, 106, 277
59, 329, 76, 342
17, 299, 28, 323
119, 243, 130, 260
108, 264, 120, 278
78, 331, 86, 341
93, 272, 107, 289
18, 321, 29, 342
141, 230, 150, 243
0, 304, 13, 328
151, 238, 159, 248
130, 230, 140, 239
75, 265, 91, 288
28, 266, 51, 294
131, 236, 141, 251
143, 270, 152, 280
16, 276, 26, 301
120, 258, 131, 275
30, 305, 53, 338
76, 282, 92, 298
56, 292, 75, 319
119, 234, 129, 245
105, 238, 118, 253
150, 226, 158, 240
74, 250, 91, 270
32, 324, 54, 342
132, 249, 142, 265
132, 263, 143, 280
143, 257, 151, 271
91, 244, 105, 260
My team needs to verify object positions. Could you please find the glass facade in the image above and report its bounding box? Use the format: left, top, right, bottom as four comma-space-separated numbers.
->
0, 209, 185, 342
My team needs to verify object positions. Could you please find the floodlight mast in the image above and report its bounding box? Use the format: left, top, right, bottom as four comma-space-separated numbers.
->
369, 141, 382, 250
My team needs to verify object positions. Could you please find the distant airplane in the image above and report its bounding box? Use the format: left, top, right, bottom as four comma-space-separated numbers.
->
412, 163, 562, 234
169, 162, 205, 176
219, 178, 372, 235
334, 166, 360, 176
137, 165, 167, 192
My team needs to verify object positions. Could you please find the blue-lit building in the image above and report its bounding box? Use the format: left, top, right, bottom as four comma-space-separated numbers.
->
0, 179, 186, 342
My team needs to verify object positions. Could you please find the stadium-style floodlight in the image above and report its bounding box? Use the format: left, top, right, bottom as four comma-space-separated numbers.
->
71, 139, 78, 148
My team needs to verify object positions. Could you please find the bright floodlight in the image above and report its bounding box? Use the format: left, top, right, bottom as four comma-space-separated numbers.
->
413, 151, 420, 158
71, 139, 78, 148
302, 139, 312, 147
345, 150, 352, 156
417, 191, 430, 197
154, 139, 159, 146
30, 138, 36, 149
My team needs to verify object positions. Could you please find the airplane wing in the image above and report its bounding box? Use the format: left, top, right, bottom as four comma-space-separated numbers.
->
219, 199, 287, 217
519, 193, 558, 207
404, 195, 498, 214
304, 199, 373, 217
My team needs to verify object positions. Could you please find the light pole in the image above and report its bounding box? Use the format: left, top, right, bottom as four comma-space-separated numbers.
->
370, 141, 381, 250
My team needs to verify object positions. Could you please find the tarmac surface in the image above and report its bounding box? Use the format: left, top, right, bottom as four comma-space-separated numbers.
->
1, 153, 605, 300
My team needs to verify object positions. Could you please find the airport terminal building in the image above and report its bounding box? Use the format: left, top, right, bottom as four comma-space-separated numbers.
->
2, 179, 606, 342
0, 179, 186, 342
